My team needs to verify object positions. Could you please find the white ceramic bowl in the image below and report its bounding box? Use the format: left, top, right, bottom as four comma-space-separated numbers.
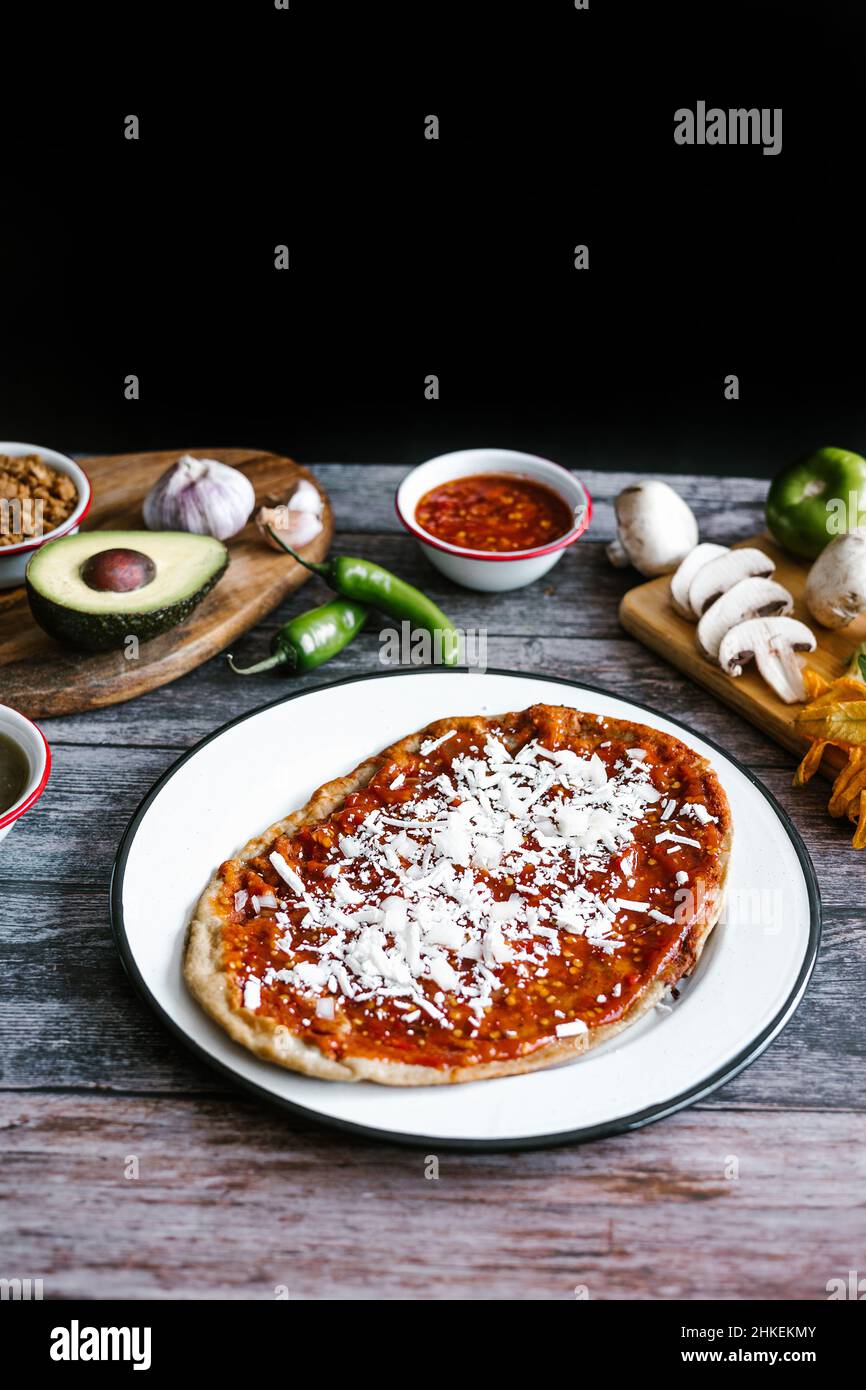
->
0, 441, 92, 590
395, 448, 592, 592
0, 703, 51, 845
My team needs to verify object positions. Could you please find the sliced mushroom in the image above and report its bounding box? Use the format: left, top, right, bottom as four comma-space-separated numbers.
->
670, 543, 729, 619
688, 547, 775, 618
805, 528, 866, 628
606, 481, 699, 577
718, 616, 817, 704
696, 577, 794, 661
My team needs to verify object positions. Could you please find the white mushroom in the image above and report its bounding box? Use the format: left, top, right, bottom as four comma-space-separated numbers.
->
606, 481, 699, 577
697, 577, 794, 661
688, 547, 775, 617
805, 528, 866, 629
670, 543, 729, 619
718, 616, 817, 704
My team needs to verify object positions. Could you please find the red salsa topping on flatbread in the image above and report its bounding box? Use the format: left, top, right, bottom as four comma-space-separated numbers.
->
216, 706, 729, 1071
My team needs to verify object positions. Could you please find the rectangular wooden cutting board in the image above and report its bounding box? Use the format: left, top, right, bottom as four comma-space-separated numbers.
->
0, 448, 333, 717
619, 532, 866, 775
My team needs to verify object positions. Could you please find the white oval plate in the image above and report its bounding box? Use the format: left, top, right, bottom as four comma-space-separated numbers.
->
111, 669, 820, 1150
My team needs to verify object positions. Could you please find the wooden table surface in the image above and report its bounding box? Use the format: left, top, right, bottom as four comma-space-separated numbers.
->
3, 464, 864, 1300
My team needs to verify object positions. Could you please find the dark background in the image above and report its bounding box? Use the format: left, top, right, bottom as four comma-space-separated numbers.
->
3, 0, 865, 476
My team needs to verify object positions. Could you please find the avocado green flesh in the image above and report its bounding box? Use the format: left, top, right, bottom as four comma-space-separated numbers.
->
26, 530, 228, 652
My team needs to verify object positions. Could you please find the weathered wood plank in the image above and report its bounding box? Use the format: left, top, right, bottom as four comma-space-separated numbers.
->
2, 463, 856, 1297
1, 732, 844, 1101
25, 531, 651, 661
33, 639, 811, 772
312, 464, 769, 541
39, 633, 805, 772
2, 1095, 862, 1299
0, 885, 854, 1106
10, 738, 841, 897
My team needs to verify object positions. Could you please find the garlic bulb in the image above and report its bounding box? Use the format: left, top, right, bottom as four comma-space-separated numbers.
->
143, 455, 255, 540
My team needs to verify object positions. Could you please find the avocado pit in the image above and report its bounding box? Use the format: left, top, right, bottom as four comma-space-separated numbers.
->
81, 547, 157, 593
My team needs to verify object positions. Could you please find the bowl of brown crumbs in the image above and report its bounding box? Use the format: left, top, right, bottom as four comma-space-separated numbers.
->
0, 442, 92, 589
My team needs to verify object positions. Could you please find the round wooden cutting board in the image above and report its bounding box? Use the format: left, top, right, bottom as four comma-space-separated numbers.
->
0, 448, 333, 717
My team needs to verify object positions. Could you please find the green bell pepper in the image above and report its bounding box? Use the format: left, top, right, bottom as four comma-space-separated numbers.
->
766, 447, 866, 560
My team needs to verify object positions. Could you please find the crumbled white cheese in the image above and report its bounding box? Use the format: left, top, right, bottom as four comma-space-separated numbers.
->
251, 892, 277, 914
249, 728, 679, 1029
270, 851, 305, 895
556, 1018, 589, 1038
655, 830, 701, 849
419, 730, 456, 756
649, 908, 675, 925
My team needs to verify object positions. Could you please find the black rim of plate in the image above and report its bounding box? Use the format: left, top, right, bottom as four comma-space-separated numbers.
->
110, 667, 822, 1153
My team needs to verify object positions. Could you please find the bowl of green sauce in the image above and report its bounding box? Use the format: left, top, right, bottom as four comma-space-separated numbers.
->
0, 704, 51, 844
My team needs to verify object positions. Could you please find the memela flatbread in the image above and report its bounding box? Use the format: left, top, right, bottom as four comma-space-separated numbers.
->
184, 704, 731, 1085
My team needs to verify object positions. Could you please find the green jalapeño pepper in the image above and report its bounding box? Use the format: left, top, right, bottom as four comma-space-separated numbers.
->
227, 598, 368, 675
766, 447, 866, 560
266, 530, 460, 665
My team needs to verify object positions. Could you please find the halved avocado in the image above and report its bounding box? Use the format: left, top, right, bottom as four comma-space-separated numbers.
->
26, 530, 228, 652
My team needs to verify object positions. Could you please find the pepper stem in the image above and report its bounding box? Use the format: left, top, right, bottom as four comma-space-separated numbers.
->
266, 526, 329, 577
226, 652, 285, 676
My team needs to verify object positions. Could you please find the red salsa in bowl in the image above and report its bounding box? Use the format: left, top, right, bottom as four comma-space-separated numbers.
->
415, 473, 574, 554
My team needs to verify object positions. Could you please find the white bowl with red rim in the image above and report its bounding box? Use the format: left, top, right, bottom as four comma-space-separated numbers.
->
0, 703, 52, 845
395, 448, 592, 592
0, 441, 93, 590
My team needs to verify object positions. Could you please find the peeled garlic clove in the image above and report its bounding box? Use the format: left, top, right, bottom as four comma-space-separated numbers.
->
256, 503, 323, 551
256, 478, 324, 552
289, 511, 324, 545
287, 479, 323, 514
